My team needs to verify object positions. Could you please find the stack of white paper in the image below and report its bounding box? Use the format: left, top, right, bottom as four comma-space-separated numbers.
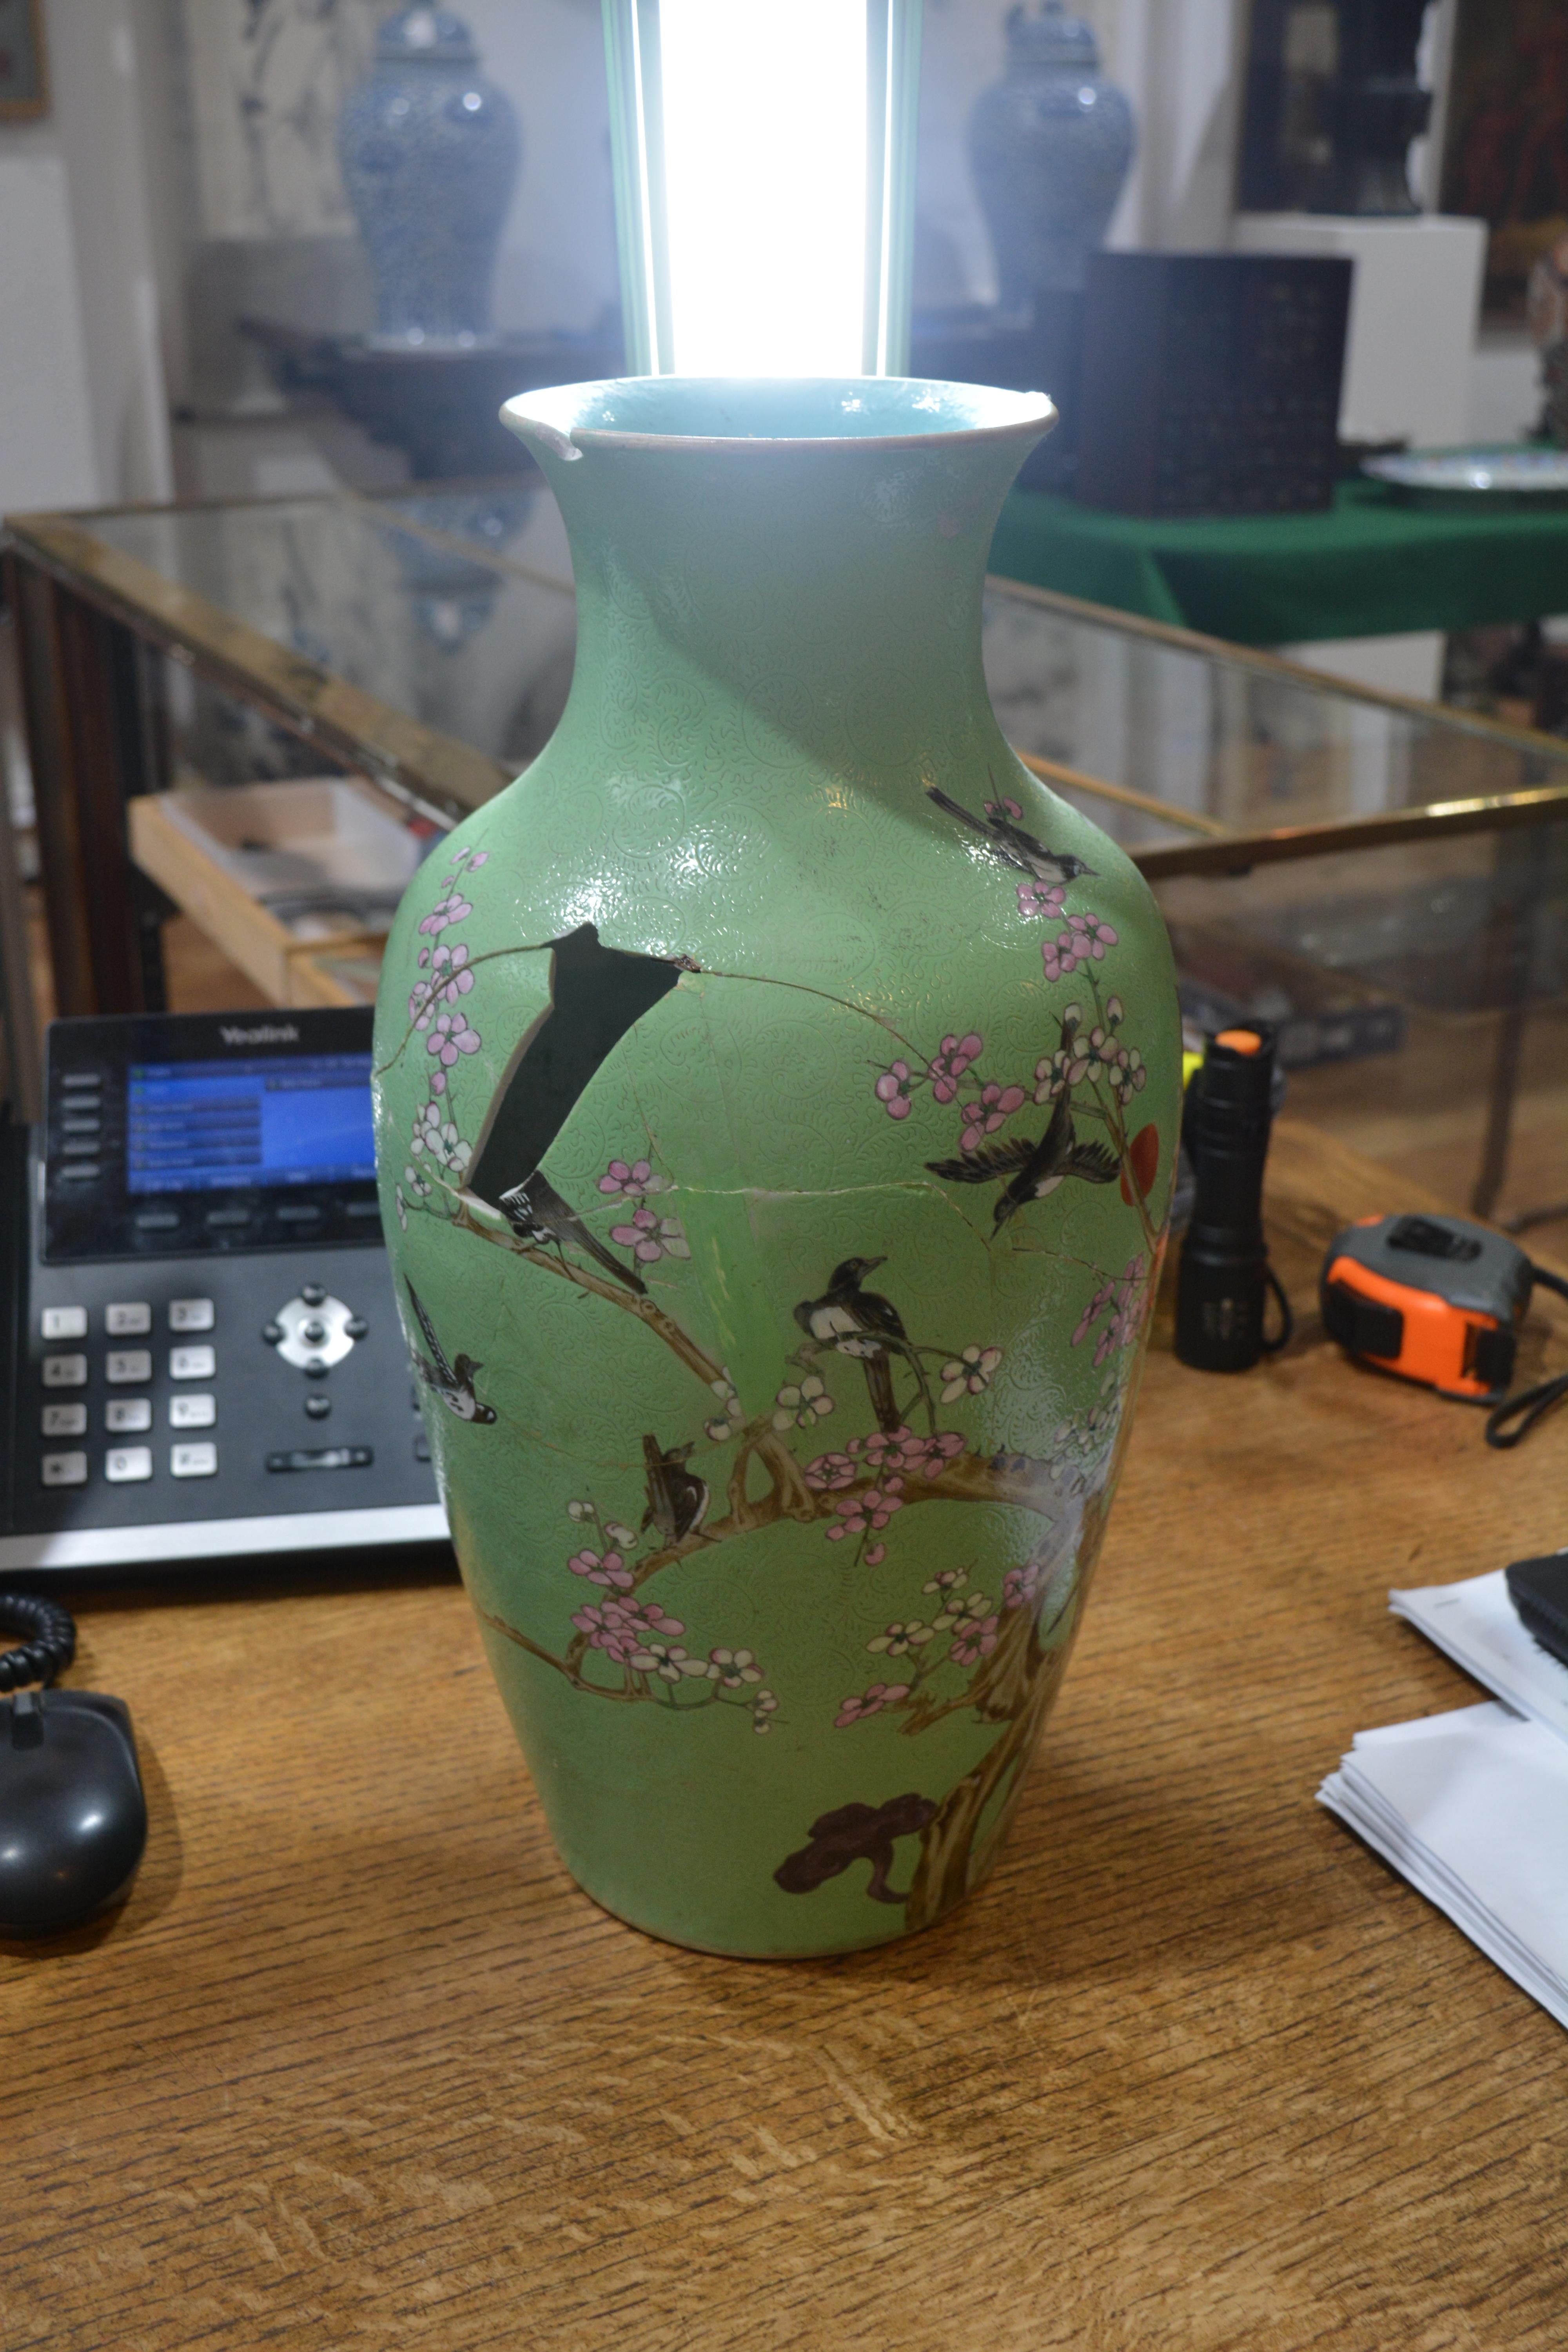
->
1318, 1558, 1568, 2030
1389, 1566, 1568, 1739
1319, 1702, 1568, 2028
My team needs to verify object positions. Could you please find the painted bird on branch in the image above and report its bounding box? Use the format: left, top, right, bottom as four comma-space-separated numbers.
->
928, 1088, 1118, 1232
641, 1433, 710, 1544
793, 1257, 931, 1434
926, 782, 1096, 887
497, 1171, 647, 1295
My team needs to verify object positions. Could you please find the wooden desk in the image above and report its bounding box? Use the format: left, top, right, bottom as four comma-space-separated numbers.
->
5, 1122, 1566, 2350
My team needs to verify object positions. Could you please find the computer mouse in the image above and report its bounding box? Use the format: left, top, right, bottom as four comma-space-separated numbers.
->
0, 1688, 148, 1936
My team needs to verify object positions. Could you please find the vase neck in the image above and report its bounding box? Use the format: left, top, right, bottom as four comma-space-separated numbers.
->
530, 429, 1045, 790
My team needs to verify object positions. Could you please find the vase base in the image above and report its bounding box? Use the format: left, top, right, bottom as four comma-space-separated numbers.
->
561, 1866, 975, 1964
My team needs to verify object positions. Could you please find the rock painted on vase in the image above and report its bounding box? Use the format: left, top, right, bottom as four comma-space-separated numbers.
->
372, 376, 1181, 1958
969, 1, 1135, 308
338, 5, 520, 348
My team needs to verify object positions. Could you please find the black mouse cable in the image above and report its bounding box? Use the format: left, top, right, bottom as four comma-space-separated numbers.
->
0, 1592, 78, 1690
1486, 1260, 1568, 1451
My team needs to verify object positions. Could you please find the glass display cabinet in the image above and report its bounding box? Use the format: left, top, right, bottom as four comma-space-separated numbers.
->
5, 481, 1566, 1224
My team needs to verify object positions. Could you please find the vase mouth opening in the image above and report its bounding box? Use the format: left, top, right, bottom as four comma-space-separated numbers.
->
500, 376, 1056, 460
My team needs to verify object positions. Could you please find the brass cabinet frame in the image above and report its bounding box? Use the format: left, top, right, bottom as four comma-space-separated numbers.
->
8, 490, 1568, 1028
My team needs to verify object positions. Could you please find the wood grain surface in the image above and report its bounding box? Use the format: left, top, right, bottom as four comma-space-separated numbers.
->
4, 1118, 1566, 2351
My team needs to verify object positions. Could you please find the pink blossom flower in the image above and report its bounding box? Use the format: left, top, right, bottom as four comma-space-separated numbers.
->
609, 1205, 690, 1263
426, 1011, 481, 1068
984, 797, 1024, 822
849, 1426, 964, 1481
1080, 915, 1117, 947
571, 1595, 683, 1664
804, 1450, 858, 1492
1043, 912, 1118, 982
568, 1548, 632, 1591
951, 1612, 1000, 1667
598, 1158, 660, 1198
433, 943, 473, 1003
1073, 1253, 1148, 1365
417, 891, 473, 939
960, 1081, 1026, 1153
1004, 1558, 1045, 1613
835, 1681, 911, 1728
864, 1543, 887, 1566
825, 1478, 906, 1539
848, 1425, 916, 1469
1016, 880, 1066, 921
930, 1031, 983, 1103
875, 1060, 915, 1119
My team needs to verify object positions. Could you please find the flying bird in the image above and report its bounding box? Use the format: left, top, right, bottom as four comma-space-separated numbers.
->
793, 1256, 931, 1434
926, 783, 1096, 887
641, 1434, 710, 1544
927, 1089, 1118, 1232
406, 1281, 497, 1423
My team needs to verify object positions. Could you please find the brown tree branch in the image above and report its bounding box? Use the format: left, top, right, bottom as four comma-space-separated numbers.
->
449, 1197, 728, 1388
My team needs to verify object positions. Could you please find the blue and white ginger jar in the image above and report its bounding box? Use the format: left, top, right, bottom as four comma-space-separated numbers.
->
969, 1, 1135, 309
338, 5, 521, 348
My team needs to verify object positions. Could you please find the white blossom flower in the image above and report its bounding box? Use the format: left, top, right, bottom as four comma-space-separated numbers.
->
708, 1645, 763, 1688
772, 1374, 834, 1431
867, 1620, 935, 1656
939, 1345, 1002, 1403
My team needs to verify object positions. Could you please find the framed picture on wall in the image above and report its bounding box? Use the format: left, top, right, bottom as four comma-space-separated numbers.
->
0, 0, 47, 119
1441, 0, 1568, 317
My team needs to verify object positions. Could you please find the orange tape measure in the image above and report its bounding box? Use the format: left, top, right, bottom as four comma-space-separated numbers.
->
1320, 1213, 1568, 1446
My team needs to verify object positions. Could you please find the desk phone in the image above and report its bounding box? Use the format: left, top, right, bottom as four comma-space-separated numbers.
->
0, 1009, 447, 1572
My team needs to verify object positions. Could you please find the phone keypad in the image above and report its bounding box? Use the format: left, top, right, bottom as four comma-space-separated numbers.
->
29, 1282, 374, 1499
34, 1299, 220, 1491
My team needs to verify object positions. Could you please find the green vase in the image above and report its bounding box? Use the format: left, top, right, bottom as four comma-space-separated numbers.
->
373, 376, 1180, 1957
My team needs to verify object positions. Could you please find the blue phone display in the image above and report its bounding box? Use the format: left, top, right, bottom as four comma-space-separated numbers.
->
125, 1054, 376, 1194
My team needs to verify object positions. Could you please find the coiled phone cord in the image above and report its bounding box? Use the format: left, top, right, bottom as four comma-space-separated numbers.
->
0, 1592, 78, 1689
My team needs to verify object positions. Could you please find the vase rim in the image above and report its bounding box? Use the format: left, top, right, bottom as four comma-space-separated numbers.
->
500, 376, 1056, 462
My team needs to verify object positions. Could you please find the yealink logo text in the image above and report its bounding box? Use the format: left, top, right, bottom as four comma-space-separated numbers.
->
220, 1023, 300, 1045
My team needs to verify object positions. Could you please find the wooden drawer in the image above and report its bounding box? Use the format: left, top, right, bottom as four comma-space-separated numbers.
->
128, 778, 436, 1008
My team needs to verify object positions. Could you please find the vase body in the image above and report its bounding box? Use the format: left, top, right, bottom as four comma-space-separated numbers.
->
969, 2, 1135, 307
373, 377, 1181, 1958
337, 6, 520, 347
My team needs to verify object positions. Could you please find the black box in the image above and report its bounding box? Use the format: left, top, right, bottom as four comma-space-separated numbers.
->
1074, 251, 1352, 517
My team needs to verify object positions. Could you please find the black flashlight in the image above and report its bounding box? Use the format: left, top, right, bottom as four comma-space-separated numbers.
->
1174, 1025, 1292, 1373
